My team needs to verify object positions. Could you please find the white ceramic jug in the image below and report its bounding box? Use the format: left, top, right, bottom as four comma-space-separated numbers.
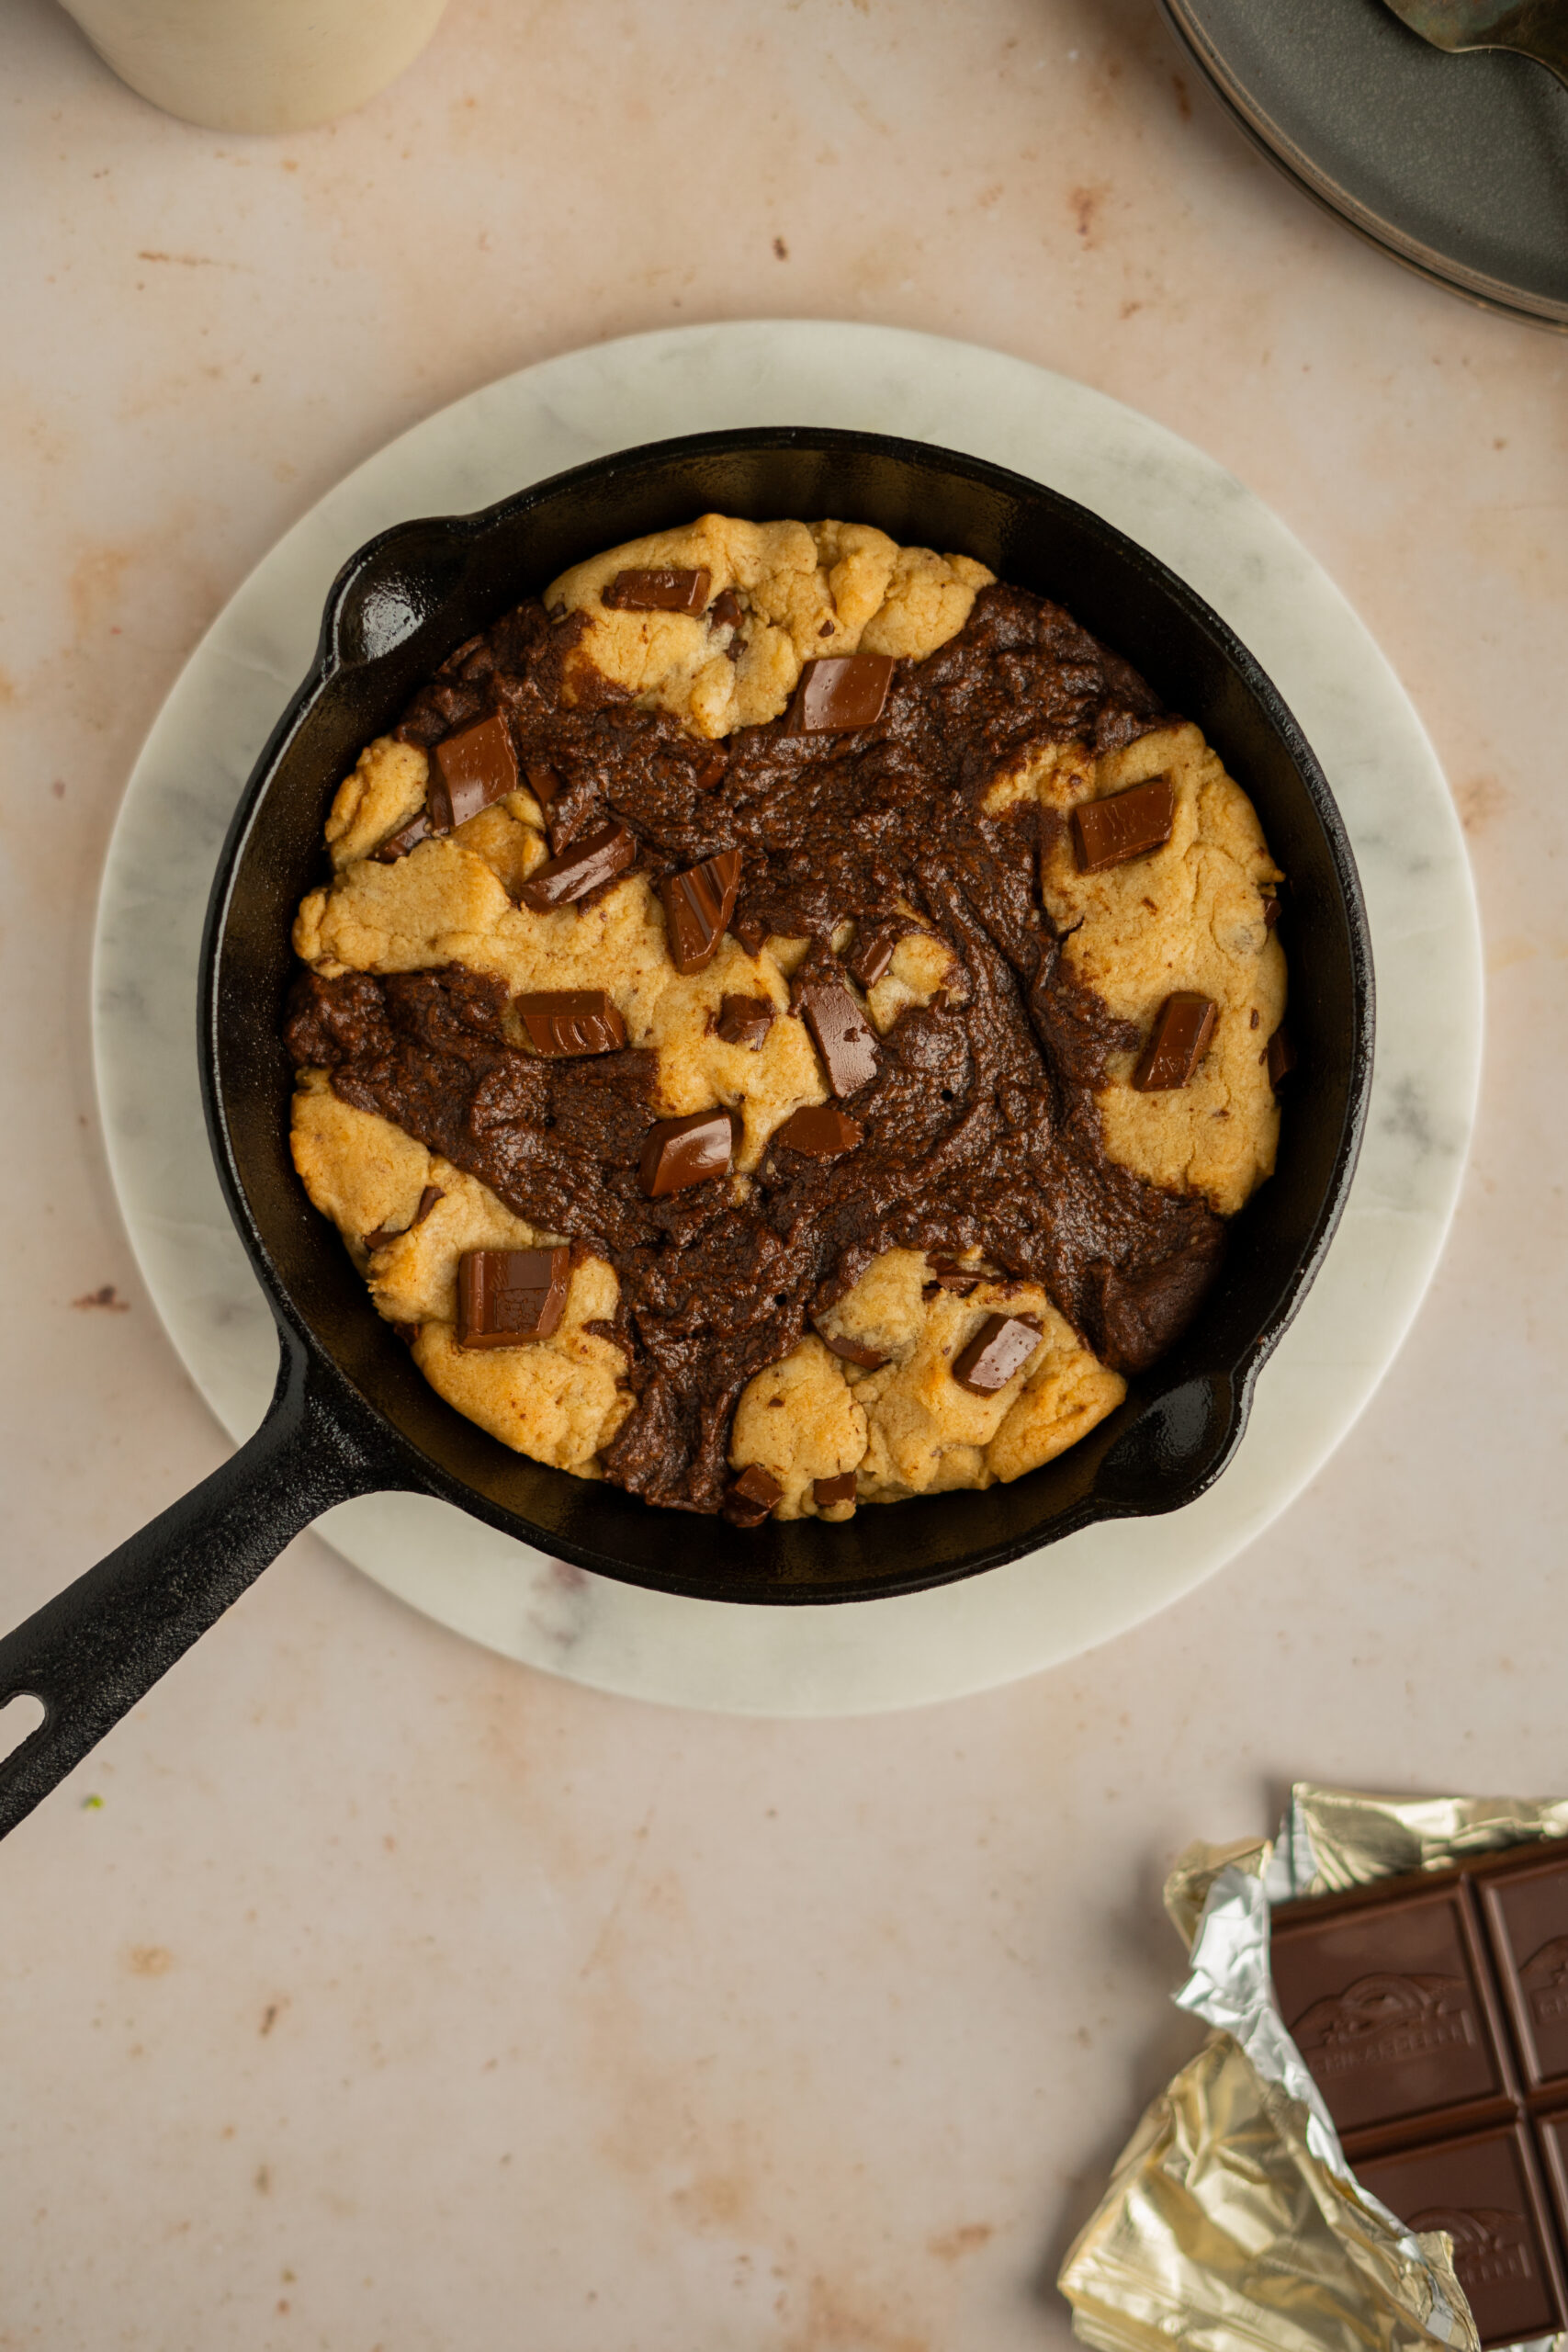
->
59, 0, 450, 133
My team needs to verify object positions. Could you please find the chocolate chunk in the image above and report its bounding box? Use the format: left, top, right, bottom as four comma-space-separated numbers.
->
927, 1258, 980, 1296
797, 977, 878, 1097
733, 914, 768, 956
364, 1184, 443, 1250
952, 1313, 1042, 1395
1263, 889, 1284, 930
725, 1461, 783, 1527
1356, 2128, 1564, 2347
517, 820, 637, 911
716, 993, 774, 1051
525, 761, 562, 806
846, 928, 895, 989
456, 1247, 570, 1349
515, 989, 626, 1057
602, 566, 711, 615
785, 653, 896, 734
638, 1107, 734, 1198
391, 1320, 421, 1346
813, 1471, 858, 1508
814, 1324, 886, 1368
372, 808, 434, 864
1266, 1024, 1296, 1090
773, 1104, 863, 1159
1133, 993, 1218, 1091
660, 848, 742, 975
693, 747, 728, 792
1070, 775, 1175, 873
426, 715, 520, 832
709, 587, 743, 632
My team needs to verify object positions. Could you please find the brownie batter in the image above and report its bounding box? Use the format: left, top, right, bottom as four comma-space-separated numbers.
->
285, 582, 1225, 1515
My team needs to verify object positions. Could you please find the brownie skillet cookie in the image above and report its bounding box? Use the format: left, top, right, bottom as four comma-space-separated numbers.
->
282, 511, 1289, 1528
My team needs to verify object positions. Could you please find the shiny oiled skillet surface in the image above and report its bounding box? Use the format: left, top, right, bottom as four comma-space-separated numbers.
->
0, 428, 1371, 1843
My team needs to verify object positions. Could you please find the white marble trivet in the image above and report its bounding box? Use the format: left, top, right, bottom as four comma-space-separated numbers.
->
92, 321, 1482, 1716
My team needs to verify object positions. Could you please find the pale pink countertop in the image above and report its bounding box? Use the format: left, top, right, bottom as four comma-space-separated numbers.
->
3, 3, 1566, 2346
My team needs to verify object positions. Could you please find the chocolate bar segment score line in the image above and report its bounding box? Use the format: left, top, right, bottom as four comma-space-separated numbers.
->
517, 820, 637, 912
456, 1247, 571, 1350
515, 989, 626, 1057
601, 565, 712, 614
1270, 1877, 1515, 2141
796, 977, 878, 1097
660, 848, 742, 976
785, 652, 896, 734
1070, 775, 1175, 874
426, 714, 520, 833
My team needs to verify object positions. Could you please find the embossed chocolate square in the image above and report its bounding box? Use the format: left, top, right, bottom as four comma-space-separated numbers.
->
1353, 2124, 1566, 2347
1480, 1849, 1568, 2095
1270, 1878, 1513, 2139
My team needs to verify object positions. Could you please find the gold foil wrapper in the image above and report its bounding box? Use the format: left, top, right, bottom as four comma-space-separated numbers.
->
1058, 1783, 1568, 2352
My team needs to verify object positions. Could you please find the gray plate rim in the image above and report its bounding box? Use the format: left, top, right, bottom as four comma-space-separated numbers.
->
1158, 0, 1568, 331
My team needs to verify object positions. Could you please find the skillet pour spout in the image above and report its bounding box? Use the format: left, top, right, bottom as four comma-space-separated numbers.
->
0, 427, 1372, 1839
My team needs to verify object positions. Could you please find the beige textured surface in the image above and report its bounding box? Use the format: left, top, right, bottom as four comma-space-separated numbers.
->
5, 1, 1547, 2345
546, 511, 993, 737
998, 718, 1286, 1216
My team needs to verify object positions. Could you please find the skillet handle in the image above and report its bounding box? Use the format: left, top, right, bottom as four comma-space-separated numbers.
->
0, 1325, 391, 1841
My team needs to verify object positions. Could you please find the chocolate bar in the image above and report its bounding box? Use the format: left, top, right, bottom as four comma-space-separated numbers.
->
515, 989, 626, 1057
601, 566, 711, 614
660, 848, 741, 975
785, 653, 895, 734
1070, 776, 1175, 874
725, 1462, 782, 1527
517, 820, 637, 912
812, 1472, 857, 1509
772, 1104, 863, 1159
456, 1248, 570, 1349
952, 1313, 1042, 1396
1134, 994, 1218, 1092
796, 976, 878, 1097
1273, 1841, 1568, 2345
426, 715, 519, 832
846, 927, 896, 989
716, 993, 774, 1051
638, 1107, 734, 1198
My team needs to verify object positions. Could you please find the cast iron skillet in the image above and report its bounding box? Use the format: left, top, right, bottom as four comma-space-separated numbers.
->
0, 427, 1373, 1838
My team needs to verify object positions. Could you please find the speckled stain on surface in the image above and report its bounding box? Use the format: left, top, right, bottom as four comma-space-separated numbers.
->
1, 0, 1564, 2346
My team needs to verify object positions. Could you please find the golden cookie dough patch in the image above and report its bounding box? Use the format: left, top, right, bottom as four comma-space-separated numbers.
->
1010, 719, 1286, 1216
733, 1254, 1126, 1516
546, 512, 993, 738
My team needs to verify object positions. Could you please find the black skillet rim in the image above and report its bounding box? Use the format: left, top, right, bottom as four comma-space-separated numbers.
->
199, 424, 1374, 1607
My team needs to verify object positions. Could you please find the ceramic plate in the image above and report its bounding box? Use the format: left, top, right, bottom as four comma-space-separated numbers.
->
92, 320, 1482, 1714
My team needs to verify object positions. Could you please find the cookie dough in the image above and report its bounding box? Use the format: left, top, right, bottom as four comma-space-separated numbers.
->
283, 515, 1288, 1524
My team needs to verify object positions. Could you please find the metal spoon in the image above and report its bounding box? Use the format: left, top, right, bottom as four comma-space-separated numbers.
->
1381, 0, 1568, 92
